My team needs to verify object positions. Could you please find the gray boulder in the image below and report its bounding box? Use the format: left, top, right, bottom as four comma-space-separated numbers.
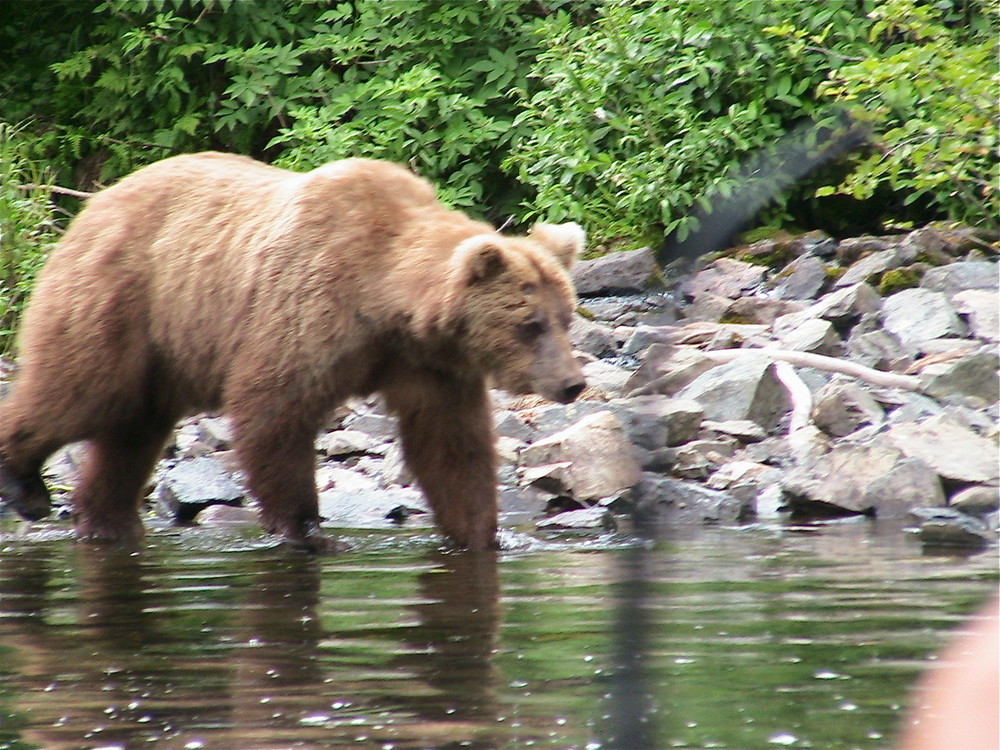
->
572, 246, 659, 295
520, 410, 641, 502
782, 444, 946, 519
772, 254, 830, 301
920, 349, 1000, 404
951, 289, 1000, 342
950, 485, 1000, 516
886, 414, 1000, 484
835, 247, 902, 288
684, 258, 767, 299
154, 455, 246, 523
881, 288, 966, 349
921, 261, 999, 296
811, 380, 885, 437
674, 356, 791, 431
538, 507, 617, 532
631, 475, 753, 527
318, 487, 429, 529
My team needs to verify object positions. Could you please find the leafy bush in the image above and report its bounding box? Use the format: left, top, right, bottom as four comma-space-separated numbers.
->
269, 1, 573, 218
0, 124, 62, 355
809, 0, 999, 231
505, 0, 877, 247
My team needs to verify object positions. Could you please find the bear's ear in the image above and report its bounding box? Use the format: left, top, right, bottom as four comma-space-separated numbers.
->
453, 235, 509, 285
529, 222, 586, 270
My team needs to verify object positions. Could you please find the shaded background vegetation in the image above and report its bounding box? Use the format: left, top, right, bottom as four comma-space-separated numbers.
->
1, 0, 997, 353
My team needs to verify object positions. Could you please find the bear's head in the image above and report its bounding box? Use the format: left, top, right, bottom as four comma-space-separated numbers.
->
446, 222, 587, 404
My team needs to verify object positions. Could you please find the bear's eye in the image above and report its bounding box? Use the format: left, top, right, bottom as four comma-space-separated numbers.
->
518, 319, 547, 341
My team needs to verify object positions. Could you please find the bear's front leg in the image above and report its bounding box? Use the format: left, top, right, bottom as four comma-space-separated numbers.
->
385, 373, 499, 550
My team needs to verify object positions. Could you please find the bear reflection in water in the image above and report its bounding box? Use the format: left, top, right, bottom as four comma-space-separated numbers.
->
0, 152, 587, 551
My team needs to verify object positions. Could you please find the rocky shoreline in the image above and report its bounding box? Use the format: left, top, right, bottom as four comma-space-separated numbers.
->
6, 224, 999, 549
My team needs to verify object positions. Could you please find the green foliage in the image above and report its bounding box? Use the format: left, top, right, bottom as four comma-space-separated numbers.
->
0, 0, 995, 255
787, 0, 1000, 231
505, 0, 876, 246
0, 125, 62, 355
39, 0, 328, 182
269, 0, 561, 216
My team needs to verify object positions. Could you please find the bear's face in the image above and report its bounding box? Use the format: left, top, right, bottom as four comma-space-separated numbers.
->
449, 223, 586, 404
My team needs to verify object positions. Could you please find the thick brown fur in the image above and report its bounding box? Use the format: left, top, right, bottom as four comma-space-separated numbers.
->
0, 152, 586, 551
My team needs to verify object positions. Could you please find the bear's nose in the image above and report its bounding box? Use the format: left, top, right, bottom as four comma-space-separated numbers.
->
555, 380, 586, 404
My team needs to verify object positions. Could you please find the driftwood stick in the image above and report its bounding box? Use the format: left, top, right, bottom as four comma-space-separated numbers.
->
702, 348, 922, 391
17, 183, 94, 200
773, 360, 813, 433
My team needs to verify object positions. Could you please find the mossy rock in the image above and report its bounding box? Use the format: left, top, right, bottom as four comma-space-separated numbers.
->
877, 267, 923, 296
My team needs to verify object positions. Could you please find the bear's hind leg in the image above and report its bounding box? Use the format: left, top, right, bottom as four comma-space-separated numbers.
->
0, 457, 51, 521
72, 421, 175, 543
0, 406, 66, 522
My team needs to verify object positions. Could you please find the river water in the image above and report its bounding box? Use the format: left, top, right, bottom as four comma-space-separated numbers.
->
0, 519, 995, 750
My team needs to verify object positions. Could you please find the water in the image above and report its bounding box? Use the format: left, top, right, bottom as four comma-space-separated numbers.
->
0, 520, 995, 750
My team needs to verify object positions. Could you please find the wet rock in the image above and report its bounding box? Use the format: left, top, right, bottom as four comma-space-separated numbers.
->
537, 507, 617, 532
835, 247, 902, 288
772, 254, 830, 301
836, 236, 892, 265
951, 289, 999, 342
910, 507, 993, 549
499, 485, 549, 522
723, 296, 802, 326
920, 349, 1000, 404
494, 410, 536, 443
317, 429, 381, 457
683, 258, 767, 299
949, 485, 1000, 516
684, 291, 736, 323
881, 288, 966, 349
572, 246, 659, 295
318, 487, 429, 529
342, 412, 399, 443
846, 316, 910, 371
777, 317, 842, 355
316, 465, 379, 493
674, 356, 791, 431
579, 293, 681, 327
781, 443, 912, 517
672, 438, 736, 479
625, 344, 716, 396
808, 282, 883, 328
381, 442, 415, 486
42, 442, 86, 492
920, 261, 999, 296
632, 475, 752, 527
706, 459, 779, 491
570, 316, 621, 358
520, 410, 641, 503
521, 400, 614, 438
811, 380, 885, 438
581, 359, 631, 398
194, 504, 257, 528
596, 395, 669, 451
885, 391, 947, 424
859, 457, 946, 520
700, 419, 766, 443
154, 455, 246, 523
886, 414, 999, 484
621, 325, 680, 356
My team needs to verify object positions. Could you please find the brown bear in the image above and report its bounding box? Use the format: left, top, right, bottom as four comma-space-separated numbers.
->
0, 152, 586, 551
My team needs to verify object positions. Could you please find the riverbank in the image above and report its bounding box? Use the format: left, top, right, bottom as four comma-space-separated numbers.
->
3, 223, 998, 548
